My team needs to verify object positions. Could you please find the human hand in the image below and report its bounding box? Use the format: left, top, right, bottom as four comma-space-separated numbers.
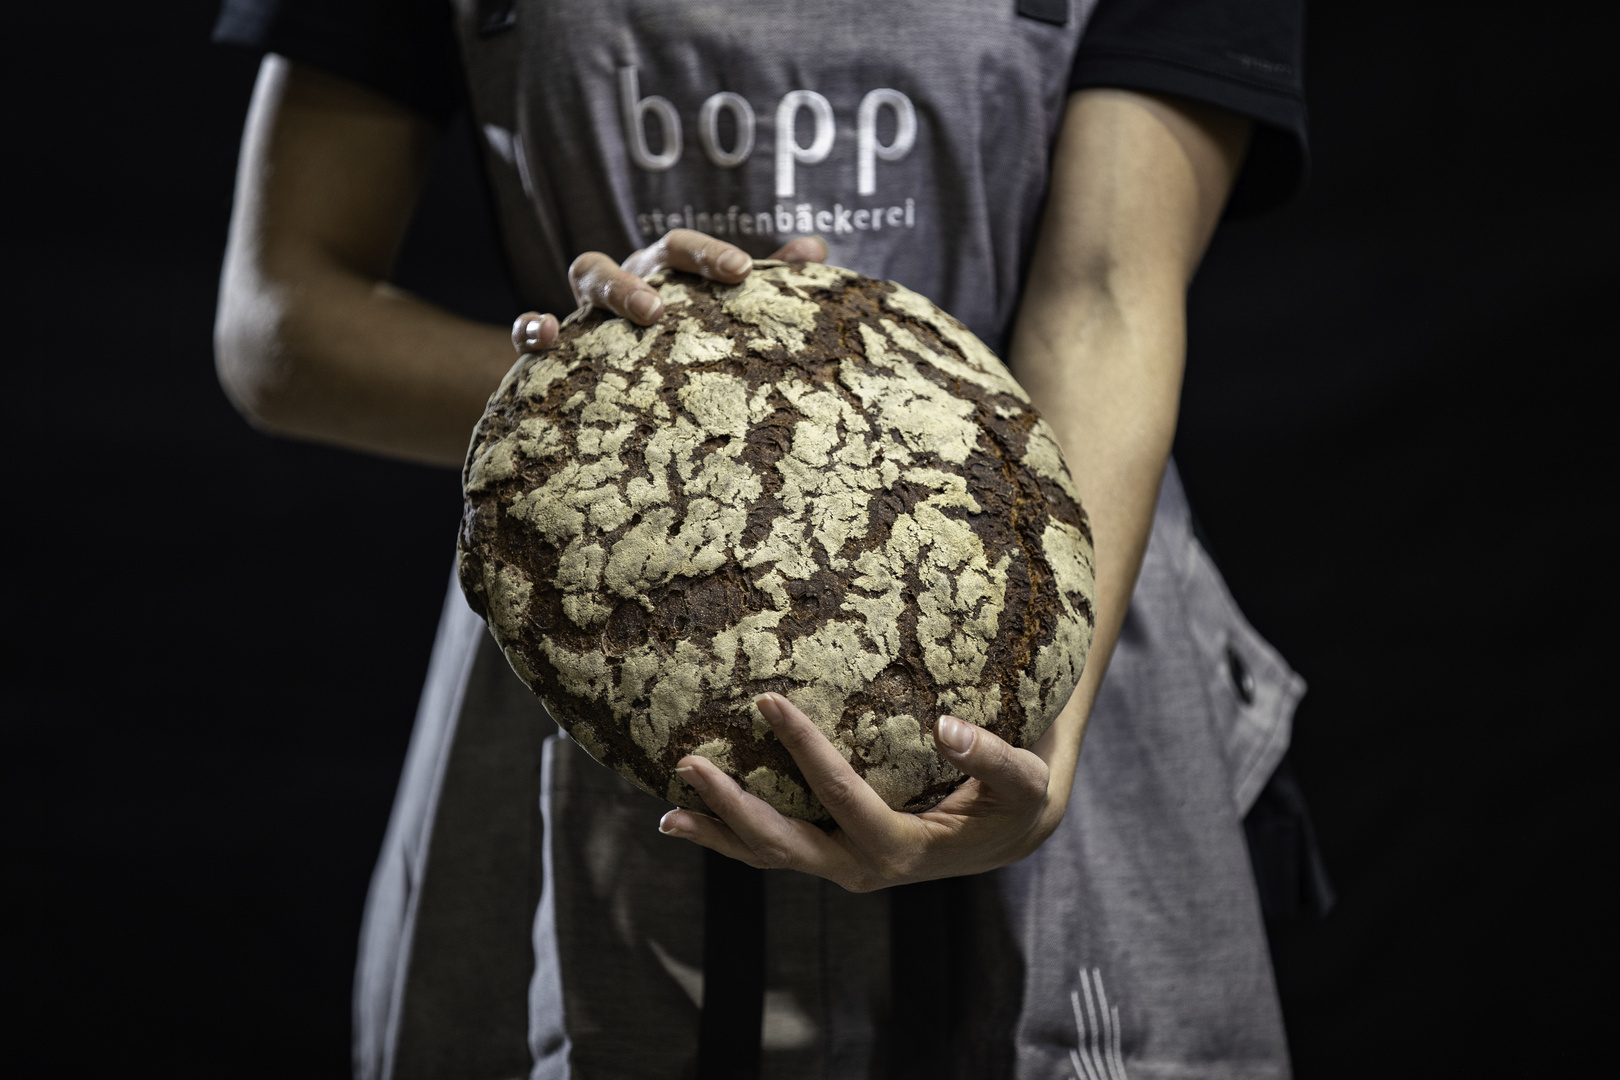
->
508, 230, 829, 354
656, 693, 1070, 892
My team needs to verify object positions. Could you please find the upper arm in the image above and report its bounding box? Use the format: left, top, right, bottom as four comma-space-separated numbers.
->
1030, 88, 1251, 310
215, 55, 441, 412
223, 55, 440, 282
1010, 90, 1249, 405
1008, 90, 1250, 467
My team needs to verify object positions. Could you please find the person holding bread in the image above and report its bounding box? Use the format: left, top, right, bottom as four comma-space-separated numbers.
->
214, 0, 1314, 1076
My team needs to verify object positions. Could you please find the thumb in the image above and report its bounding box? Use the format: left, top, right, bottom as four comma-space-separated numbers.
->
933, 716, 1048, 800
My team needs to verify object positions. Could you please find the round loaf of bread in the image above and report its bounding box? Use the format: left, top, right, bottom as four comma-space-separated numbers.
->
457, 262, 1095, 821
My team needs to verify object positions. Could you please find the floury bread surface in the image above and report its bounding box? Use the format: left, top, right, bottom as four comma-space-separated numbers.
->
457, 262, 1095, 821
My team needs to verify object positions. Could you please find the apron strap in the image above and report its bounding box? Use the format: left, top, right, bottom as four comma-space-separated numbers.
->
889, 878, 952, 1078
698, 849, 765, 1078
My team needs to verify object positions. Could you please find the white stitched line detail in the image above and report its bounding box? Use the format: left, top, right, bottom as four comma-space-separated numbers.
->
1094, 971, 1115, 1078
1069, 990, 1103, 1080
1079, 970, 1110, 1080
1070, 968, 1128, 1080
1110, 1004, 1127, 1080
1093, 970, 1126, 1080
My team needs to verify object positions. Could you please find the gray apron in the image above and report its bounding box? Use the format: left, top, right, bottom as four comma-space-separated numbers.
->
356, 1, 1302, 1075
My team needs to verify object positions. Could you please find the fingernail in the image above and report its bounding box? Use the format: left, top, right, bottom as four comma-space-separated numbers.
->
659, 810, 682, 835
754, 693, 783, 723
719, 250, 750, 275
675, 763, 708, 792
628, 291, 660, 322
936, 715, 975, 755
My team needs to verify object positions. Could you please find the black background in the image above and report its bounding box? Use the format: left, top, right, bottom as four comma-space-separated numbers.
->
1, 2, 1609, 1075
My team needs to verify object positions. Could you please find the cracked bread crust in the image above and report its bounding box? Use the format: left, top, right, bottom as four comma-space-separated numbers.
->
457, 262, 1095, 822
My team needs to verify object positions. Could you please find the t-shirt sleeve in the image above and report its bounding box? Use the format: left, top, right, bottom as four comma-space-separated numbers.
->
1070, 0, 1308, 216
213, 0, 462, 123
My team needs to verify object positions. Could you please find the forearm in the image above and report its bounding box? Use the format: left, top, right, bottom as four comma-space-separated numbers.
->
1010, 89, 1249, 812
1012, 283, 1183, 804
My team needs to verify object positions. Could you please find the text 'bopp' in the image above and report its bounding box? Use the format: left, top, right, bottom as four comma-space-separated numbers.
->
618, 67, 917, 197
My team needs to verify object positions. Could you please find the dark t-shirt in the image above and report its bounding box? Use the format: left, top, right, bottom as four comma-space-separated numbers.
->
215, 0, 1306, 218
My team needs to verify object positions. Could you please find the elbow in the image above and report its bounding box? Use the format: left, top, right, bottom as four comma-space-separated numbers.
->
212, 272, 301, 435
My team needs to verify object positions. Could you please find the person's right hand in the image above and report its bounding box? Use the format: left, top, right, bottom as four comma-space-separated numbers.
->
509, 229, 828, 354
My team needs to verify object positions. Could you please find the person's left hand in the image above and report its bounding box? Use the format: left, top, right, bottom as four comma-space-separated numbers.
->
657, 693, 1071, 891
508, 231, 827, 353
